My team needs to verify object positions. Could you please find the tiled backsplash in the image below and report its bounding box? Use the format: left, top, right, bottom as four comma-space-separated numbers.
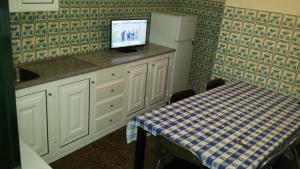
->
212, 6, 300, 98
9, 0, 181, 64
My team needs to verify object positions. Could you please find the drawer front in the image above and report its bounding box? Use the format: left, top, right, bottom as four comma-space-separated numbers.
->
96, 95, 123, 117
94, 110, 123, 131
97, 66, 125, 85
96, 81, 124, 101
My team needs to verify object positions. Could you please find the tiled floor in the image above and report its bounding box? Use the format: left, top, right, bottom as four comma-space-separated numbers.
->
50, 127, 160, 169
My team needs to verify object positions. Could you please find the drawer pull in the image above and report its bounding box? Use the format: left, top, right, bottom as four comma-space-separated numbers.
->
110, 119, 113, 122
48, 93, 52, 96
127, 71, 130, 74
110, 105, 114, 108
111, 89, 115, 93
152, 64, 155, 66
111, 73, 115, 76
91, 81, 95, 84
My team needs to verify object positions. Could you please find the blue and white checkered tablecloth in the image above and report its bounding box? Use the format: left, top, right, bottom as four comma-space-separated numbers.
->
126, 81, 300, 169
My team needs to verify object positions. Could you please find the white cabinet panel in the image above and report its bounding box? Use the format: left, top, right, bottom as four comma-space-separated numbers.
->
127, 64, 148, 115
22, 0, 52, 3
16, 91, 48, 156
149, 58, 169, 104
58, 79, 90, 147
9, 0, 59, 12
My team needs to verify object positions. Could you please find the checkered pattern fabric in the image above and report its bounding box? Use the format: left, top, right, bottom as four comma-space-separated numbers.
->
127, 81, 300, 169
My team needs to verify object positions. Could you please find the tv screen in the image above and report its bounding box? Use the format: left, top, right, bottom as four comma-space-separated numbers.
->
111, 19, 147, 49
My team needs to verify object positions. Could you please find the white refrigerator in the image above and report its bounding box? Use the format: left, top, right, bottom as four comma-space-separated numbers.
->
149, 12, 198, 94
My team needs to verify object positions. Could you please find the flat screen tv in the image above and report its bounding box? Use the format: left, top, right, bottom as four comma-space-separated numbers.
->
111, 19, 148, 52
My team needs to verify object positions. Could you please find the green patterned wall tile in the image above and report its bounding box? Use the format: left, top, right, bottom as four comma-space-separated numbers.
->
212, 6, 300, 99
266, 79, 279, 91
34, 12, 47, 20
10, 0, 182, 64
256, 11, 269, 24
263, 39, 276, 52
275, 42, 289, 55
245, 9, 257, 22
296, 17, 300, 29
48, 22, 59, 34
11, 39, 21, 53
240, 34, 251, 46
266, 27, 279, 39
10, 25, 21, 37
21, 23, 34, 37
292, 30, 300, 44
35, 37, 47, 50
22, 38, 35, 51
254, 24, 266, 36
273, 55, 286, 67
10, 13, 20, 23
23, 52, 36, 62
242, 22, 254, 34
35, 22, 47, 36
21, 12, 34, 22
36, 50, 48, 60
282, 15, 296, 28
289, 45, 300, 58
278, 28, 293, 41
269, 13, 282, 27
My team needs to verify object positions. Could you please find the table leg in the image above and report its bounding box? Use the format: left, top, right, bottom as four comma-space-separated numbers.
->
134, 127, 147, 169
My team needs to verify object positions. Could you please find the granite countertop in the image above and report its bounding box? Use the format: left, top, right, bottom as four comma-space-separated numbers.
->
15, 44, 175, 90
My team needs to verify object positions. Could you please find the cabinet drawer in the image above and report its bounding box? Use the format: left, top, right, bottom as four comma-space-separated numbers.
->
97, 66, 125, 85
94, 110, 123, 131
96, 80, 124, 101
96, 95, 123, 117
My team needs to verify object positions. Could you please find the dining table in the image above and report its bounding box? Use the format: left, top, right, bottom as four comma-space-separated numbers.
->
126, 81, 300, 169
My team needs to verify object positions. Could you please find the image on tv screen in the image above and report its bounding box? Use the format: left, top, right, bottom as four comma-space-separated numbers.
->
111, 19, 147, 48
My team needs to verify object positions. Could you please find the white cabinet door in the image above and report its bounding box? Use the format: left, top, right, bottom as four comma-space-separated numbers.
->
58, 79, 89, 147
9, 0, 59, 12
149, 58, 169, 104
127, 64, 148, 114
16, 91, 48, 156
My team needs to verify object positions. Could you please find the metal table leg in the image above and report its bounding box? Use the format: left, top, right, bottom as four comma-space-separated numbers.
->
134, 127, 147, 169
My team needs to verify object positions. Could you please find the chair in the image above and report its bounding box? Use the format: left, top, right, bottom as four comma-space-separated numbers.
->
257, 133, 300, 169
156, 89, 204, 169
157, 135, 203, 169
168, 89, 196, 104
205, 78, 225, 91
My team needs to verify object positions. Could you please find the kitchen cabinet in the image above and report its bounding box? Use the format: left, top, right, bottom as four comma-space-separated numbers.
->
125, 53, 172, 117
92, 65, 125, 136
16, 72, 95, 163
9, 0, 59, 12
15, 51, 174, 163
58, 79, 90, 147
126, 63, 148, 115
148, 58, 169, 105
16, 91, 48, 156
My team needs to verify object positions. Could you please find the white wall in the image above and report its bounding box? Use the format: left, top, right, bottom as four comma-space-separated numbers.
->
225, 0, 300, 15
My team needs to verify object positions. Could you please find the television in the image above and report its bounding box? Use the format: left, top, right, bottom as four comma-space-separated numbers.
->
111, 19, 148, 52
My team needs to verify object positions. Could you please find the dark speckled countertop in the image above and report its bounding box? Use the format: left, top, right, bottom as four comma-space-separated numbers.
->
15, 44, 175, 90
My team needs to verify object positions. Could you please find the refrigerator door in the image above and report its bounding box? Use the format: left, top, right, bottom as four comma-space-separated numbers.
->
149, 13, 179, 48
171, 40, 194, 93
176, 16, 198, 41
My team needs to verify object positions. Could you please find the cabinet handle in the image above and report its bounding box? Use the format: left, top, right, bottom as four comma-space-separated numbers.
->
111, 73, 115, 76
152, 64, 155, 66
127, 71, 130, 74
110, 105, 114, 108
110, 119, 113, 122
48, 93, 52, 96
111, 89, 115, 93
91, 81, 95, 84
